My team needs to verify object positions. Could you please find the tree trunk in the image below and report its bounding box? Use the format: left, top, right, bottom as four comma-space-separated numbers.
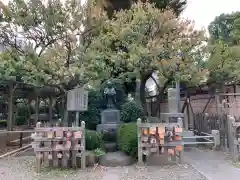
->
49, 96, 53, 123
62, 94, 69, 126
7, 83, 14, 131
140, 72, 152, 115
28, 99, 32, 127
151, 79, 172, 116
35, 95, 39, 125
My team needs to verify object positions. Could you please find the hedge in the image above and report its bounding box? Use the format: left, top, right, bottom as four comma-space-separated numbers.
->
120, 100, 145, 123
85, 130, 103, 150
117, 123, 138, 158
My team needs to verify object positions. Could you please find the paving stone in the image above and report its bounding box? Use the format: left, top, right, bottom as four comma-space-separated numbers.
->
99, 152, 134, 167
0, 156, 207, 180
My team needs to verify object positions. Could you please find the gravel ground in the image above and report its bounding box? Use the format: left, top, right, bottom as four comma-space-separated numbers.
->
0, 156, 207, 180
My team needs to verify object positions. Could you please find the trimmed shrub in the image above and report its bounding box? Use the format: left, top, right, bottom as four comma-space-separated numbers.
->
0, 120, 7, 128
120, 101, 145, 123
117, 123, 138, 158
85, 130, 103, 150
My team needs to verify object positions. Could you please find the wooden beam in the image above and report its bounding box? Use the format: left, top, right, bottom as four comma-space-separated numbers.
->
218, 93, 240, 96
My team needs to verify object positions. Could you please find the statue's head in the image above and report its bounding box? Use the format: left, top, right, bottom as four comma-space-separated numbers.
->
106, 81, 113, 88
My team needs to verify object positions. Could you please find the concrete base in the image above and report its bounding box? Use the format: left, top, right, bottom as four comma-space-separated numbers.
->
96, 124, 120, 133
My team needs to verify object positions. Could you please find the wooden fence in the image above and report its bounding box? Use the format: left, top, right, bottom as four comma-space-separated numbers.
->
193, 113, 229, 148
137, 118, 184, 165
32, 121, 86, 173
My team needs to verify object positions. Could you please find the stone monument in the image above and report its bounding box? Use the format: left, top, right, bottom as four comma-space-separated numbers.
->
97, 81, 134, 167
96, 81, 120, 134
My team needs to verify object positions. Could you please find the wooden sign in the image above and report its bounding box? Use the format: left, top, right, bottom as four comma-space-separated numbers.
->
175, 127, 182, 133
175, 145, 183, 152
74, 131, 82, 139
55, 144, 63, 151
142, 136, 148, 142
67, 88, 88, 111
142, 128, 148, 135
55, 130, 63, 139
149, 127, 156, 134
67, 131, 72, 138
168, 149, 174, 155
47, 131, 54, 138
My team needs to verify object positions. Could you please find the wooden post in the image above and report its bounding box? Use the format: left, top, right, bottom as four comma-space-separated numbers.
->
35, 95, 40, 125
179, 148, 184, 164
186, 97, 191, 129
81, 121, 86, 169
19, 132, 23, 148
228, 116, 235, 159
215, 91, 220, 115
53, 123, 59, 167
35, 122, 42, 173
137, 118, 143, 165
49, 96, 53, 123
7, 83, 14, 131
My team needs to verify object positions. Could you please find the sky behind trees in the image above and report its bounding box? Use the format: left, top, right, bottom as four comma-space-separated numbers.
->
182, 0, 240, 31
1, 0, 240, 32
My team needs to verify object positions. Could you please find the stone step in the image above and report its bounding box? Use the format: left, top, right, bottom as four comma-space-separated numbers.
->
99, 152, 134, 167
104, 142, 117, 152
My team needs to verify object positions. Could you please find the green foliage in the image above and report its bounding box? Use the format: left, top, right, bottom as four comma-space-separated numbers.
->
120, 100, 145, 123
99, 0, 186, 18
149, 0, 187, 16
0, 120, 7, 127
92, 148, 105, 157
85, 2, 206, 88
16, 103, 35, 125
117, 123, 137, 158
208, 12, 240, 44
79, 79, 127, 130
208, 12, 240, 85
207, 41, 240, 85
79, 89, 103, 130
231, 16, 240, 45
85, 130, 103, 151
0, 0, 88, 88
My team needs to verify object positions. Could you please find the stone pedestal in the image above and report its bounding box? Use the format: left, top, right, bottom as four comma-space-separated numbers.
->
96, 108, 120, 133
101, 109, 120, 124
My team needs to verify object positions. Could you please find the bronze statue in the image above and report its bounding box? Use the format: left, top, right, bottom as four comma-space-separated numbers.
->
104, 81, 116, 108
